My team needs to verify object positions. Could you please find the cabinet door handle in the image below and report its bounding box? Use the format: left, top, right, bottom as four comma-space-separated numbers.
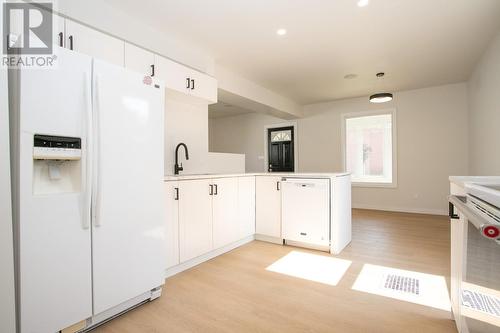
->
449, 202, 459, 219
186, 77, 191, 89
209, 184, 213, 196
174, 187, 179, 201
58, 32, 63, 47
68, 35, 74, 50
150, 64, 155, 77
276, 181, 280, 191
191, 79, 195, 90
214, 184, 218, 195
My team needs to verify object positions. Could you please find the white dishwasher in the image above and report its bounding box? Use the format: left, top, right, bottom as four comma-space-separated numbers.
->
281, 177, 330, 248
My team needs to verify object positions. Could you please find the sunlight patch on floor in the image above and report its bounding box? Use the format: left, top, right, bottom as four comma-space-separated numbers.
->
352, 264, 451, 311
266, 251, 352, 286
461, 281, 500, 327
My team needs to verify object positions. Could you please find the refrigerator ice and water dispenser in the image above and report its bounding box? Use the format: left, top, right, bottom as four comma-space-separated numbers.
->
32, 134, 82, 195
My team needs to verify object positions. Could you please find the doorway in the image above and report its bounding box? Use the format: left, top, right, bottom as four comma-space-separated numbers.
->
267, 126, 295, 172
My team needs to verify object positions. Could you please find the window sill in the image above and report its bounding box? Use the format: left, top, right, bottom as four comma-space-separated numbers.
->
352, 182, 397, 189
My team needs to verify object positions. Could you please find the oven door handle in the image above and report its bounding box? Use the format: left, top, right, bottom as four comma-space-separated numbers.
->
449, 195, 500, 244
449, 196, 485, 230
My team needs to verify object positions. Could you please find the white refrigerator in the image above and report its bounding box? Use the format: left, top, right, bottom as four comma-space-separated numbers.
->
10, 47, 166, 333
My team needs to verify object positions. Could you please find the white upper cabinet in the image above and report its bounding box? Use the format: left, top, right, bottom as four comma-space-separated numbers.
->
65, 20, 124, 66
37, 7, 64, 48
155, 55, 217, 104
155, 56, 190, 94
212, 178, 239, 249
187, 69, 218, 103
124, 43, 155, 77
256, 176, 282, 239
43, 13, 216, 102
238, 177, 256, 239
54, 16, 65, 48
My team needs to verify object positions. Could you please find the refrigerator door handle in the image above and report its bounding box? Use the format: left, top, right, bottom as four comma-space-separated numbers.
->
82, 72, 92, 229
93, 74, 102, 227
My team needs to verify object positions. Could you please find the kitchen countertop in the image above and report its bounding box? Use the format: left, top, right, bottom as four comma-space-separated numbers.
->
449, 176, 500, 188
165, 172, 350, 181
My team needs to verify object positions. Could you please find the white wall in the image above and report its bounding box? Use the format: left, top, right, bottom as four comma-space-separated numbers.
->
468, 30, 500, 175
210, 83, 469, 215
0, 2, 17, 331
206, 152, 245, 174
50, 0, 214, 74
302, 83, 469, 215
164, 98, 209, 175
209, 113, 285, 172
166, 100, 247, 175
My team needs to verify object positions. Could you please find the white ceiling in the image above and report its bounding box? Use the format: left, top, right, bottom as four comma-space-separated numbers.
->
104, 0, 500, 104
209, 102, 254, 119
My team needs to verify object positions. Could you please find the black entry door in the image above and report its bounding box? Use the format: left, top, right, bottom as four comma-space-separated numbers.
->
268, 126, 294, 172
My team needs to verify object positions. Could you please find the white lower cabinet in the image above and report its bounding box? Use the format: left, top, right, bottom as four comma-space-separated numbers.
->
256, 176, 282, 238
238, 177, 256, 239
178, 179, 213, 263
212, 178, 239, 249
168, 176, 255, 268
165, 181, 179, 269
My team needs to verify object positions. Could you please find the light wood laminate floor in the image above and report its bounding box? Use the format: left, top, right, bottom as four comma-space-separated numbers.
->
94, 209, 456, 333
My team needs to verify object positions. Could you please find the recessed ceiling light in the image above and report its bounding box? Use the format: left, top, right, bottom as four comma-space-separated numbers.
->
357, 0, 370, 7
276, 28, 287, 36
344, 74, 358, 80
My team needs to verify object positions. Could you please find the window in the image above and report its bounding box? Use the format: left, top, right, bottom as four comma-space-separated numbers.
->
270, 129, 292, 142
342, 110, 396, 187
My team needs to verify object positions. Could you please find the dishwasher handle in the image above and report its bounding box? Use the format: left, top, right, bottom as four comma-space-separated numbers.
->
281, 179, 315, 187
281, 178, 331, 189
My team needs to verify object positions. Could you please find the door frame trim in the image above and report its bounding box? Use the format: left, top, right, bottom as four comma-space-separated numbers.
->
263, 122, 298, 172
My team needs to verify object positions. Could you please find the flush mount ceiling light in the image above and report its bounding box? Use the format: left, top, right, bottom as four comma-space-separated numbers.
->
276, 28, 287, 36
369, 72, 393, 103
357, 0, 370, 7
369, 92, 393, 103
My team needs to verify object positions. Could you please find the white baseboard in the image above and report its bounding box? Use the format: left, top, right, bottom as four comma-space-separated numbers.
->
284, 239, 330, 252
255, 234, 283, 245
352, 203, 448, 216
164, 235, 254, 279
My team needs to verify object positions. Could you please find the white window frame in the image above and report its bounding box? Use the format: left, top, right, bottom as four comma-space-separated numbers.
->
341, 109, 398, 188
